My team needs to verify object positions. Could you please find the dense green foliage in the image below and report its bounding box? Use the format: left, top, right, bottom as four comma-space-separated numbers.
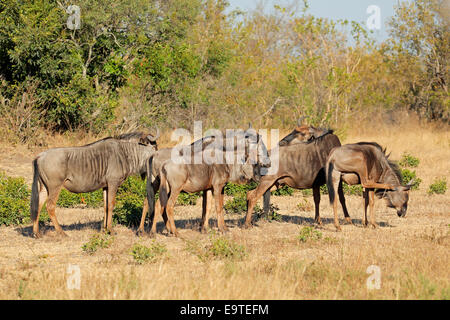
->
0, 0, 447, 145
0, 172, 48, 226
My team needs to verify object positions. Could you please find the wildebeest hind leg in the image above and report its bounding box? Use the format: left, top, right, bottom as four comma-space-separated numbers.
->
46, 186, 67, 237
244, 178, 276, 228
313, 186, 321, 225
33, 186, 48, 238
213, 186, 227, 233
338, 181, 352, 224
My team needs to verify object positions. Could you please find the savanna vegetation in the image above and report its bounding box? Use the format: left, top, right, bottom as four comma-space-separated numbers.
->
0, 0, 448, 301
0, 0, 448, 146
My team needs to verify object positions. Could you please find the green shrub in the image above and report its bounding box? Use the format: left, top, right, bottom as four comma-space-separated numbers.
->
320, 184, 328, 194
271, 185, 294, 196
113, 176, 147, 227
0, 172, 48, 226
297, 226, 323, 243
176, 192, 201, 206
207, 234, 247, 260
57, 189, 103, 208
82, 233, 114, 254
400, 168, 422, 190
224, 193, 261, 214
130, 241, 167, 264
399, 152, 420, 168
343, 183, 363, 196
224, 182, 257, 196
428, 178, 447, 195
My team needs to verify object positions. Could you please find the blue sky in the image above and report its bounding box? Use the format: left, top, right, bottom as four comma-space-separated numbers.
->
226, 0, 405, 42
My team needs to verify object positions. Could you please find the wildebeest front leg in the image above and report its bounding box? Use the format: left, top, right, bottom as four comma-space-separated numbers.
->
213, 186, 227, 233
245, 178, 276, 228
105, 184, 119, 233
313, 186, 321, 225
363, 189, 369, 227
368, 189, 377, 228
200, 190, 213, 233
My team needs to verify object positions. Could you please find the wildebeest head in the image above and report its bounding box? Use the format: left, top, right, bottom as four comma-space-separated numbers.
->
279, 118, 330, 146
382, 181, 412, 217
138, 127, 160, 150
242, 124, 271, 180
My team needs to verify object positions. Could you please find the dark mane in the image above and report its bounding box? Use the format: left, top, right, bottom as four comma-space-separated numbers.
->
357, 142, 403, 183
307, 128, 334, 144
82, 131, 146, 147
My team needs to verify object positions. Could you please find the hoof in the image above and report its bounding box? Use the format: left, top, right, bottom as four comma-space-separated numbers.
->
345, 218, 353, 225
200, 227, 208, 234
33, 232, 42, 239
335, 225, 342, 232
147, 231, 156, 238
136, 229, 144, 237
242, 222, 252, 229
314, 218, 322, 225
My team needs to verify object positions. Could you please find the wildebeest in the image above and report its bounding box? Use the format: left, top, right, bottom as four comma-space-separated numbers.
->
262, 121, 337, 215
245, 130, 351, 228
326, 142, 412, 230
30, 130, 159, 238
137, 138, 217, 236
152, 128, 271, 236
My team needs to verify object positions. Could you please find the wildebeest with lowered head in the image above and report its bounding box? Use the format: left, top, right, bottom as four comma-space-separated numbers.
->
326, 142, 412, 230
153, 128, 271, 236
30, 130, 159, 238
245, 130, 351, 228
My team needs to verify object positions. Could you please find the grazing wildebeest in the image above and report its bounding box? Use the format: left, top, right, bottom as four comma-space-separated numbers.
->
245, 130, 351, 228
326, 142, 412, 230
30, 130, 159, 238
152, 128, 271, 236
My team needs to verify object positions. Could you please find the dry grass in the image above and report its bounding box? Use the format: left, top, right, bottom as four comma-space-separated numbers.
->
0, 119, 449, 300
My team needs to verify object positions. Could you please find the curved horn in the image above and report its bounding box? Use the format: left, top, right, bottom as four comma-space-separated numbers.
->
248, 122, 252, 129
148, 126, 160, 142
297, 116, 306, 126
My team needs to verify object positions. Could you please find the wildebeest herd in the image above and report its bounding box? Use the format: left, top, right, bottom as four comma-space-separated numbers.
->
30, 120, 413, 239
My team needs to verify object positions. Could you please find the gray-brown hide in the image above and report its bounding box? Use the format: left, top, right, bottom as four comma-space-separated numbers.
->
153, 130, 271, 236
245, 131, 351, 228
137, 135, 238, 235
263, 125, 332, 214
30, 132, 158, 238
326, 142, 411, 230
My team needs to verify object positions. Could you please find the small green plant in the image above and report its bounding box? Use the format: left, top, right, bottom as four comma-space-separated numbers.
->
82, 233, 114, 254
264, 204, 282, 222
130, 241, 167, 264
400, 168, 422, 190
297, 226, 322, 243
428, 178, 447, 195
297, 198, 313, 211
207, 234, 247, 260
399, 152, 420, 168
271, 185, 294, 196
320, 184, 328, 194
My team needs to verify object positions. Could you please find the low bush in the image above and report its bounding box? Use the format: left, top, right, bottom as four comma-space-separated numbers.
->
399, 152, 420, 168
82, 233, 114, 254
297, 226, 323, 243
428, 178, 447, 195
400, 168, 422, 190
130, 241, 167, 264
0, 172, 48, 226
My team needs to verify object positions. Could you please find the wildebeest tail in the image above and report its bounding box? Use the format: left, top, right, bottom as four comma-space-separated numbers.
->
30, 158, 40, 223
159, 166, 169, 208
263, 189, 271, 215
146, 156, 155, 221
326, 161, 335, 205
